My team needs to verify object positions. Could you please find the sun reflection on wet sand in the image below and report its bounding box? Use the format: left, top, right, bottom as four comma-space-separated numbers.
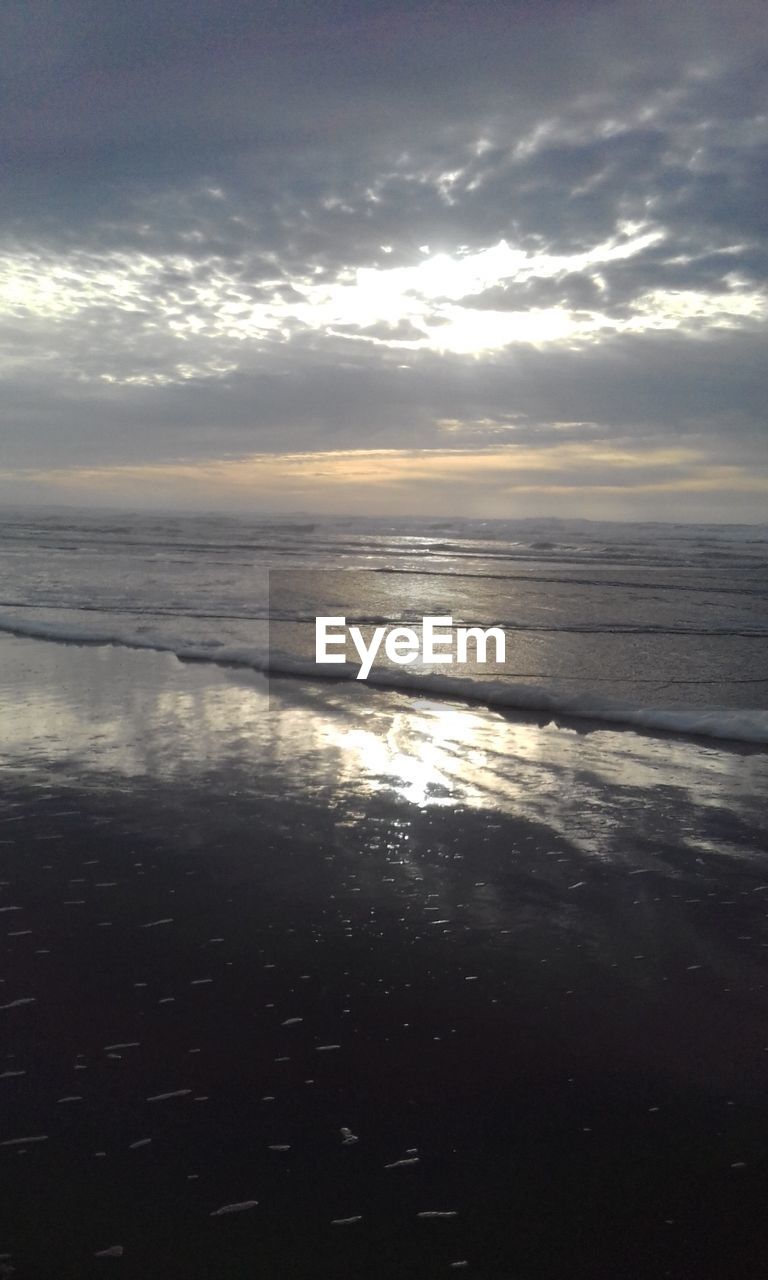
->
1, 636, 765, 870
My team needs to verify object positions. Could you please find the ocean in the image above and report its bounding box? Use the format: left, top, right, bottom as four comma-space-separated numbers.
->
2, 508, 768, 1277
1, 508, 767, 742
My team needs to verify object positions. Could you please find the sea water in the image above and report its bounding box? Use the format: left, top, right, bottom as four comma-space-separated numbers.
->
0, 507, 766, 742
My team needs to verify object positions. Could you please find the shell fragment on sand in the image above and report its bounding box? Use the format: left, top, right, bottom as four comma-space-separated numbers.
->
210, 1200, 259, 1216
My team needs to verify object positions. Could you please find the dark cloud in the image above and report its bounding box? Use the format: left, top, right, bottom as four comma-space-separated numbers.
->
457, 273, 603, 311
2, 325, 763, 467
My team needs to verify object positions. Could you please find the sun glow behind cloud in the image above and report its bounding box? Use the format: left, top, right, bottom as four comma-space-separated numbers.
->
292, 228, 665, 351
287, 227, 767, 352
2, 224, 765, 380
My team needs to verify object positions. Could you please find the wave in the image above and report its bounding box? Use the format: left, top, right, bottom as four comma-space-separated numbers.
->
369, 567, 768, 596
2, 600, 767, 637
1, 613, 767, 746
2, 525, 765, 571
4, 599, 768, 640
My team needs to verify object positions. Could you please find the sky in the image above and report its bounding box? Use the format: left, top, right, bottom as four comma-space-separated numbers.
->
0, 0, 766, 520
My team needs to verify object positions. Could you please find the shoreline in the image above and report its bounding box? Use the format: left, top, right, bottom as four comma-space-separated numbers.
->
1, 625, 767, 749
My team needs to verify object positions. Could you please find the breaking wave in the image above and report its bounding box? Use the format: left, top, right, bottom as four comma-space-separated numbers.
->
1, 612, 766, 746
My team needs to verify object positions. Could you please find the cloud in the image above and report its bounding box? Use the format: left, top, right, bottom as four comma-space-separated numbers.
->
0, 0, 766, 516
8, 441, 766, 526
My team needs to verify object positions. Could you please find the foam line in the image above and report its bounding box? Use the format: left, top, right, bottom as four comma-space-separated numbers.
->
0, 613, 766, 745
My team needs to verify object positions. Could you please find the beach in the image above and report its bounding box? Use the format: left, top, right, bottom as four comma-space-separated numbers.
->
1, 633, 768, 1277
3, 0, 768, 1271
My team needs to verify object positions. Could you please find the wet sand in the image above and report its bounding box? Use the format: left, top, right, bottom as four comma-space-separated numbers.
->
1, 634, 768, 1278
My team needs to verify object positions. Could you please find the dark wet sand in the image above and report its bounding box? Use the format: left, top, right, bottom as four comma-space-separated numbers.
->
1, 635, 768, 1278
